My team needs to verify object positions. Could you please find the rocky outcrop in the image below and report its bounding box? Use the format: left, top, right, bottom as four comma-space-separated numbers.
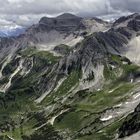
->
119, 103, 140, 138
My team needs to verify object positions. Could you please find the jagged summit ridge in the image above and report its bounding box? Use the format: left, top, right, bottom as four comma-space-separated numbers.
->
56, 13, 81, 19
39, 13, 82, 25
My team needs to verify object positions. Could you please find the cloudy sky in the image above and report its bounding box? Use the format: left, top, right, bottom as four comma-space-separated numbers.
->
0, 0, 140, 30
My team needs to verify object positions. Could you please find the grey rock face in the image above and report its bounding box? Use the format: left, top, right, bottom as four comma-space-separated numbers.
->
53, 44, 71, 55
113, 13, 139, 27
0, 37, 15, 50
37, 13, 84, 33
0, 13, 139, 77
118, 103, 140, 138
127, 20, 140, 32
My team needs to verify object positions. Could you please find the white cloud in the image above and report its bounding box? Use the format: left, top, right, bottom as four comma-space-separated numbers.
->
0, 0, 139, 28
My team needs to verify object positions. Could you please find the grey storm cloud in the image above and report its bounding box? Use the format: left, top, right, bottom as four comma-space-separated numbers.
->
0, 0, 139, 28
109, 0, 140, 13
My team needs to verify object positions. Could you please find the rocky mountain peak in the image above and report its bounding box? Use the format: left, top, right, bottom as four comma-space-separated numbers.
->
113, 13, 140, 28
56, 13, 81, 19
37, 13, 84, 33
39, 13, 82, 24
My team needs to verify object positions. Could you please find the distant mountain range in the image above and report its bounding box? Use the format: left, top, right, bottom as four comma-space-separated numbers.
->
0, 27, 25, 37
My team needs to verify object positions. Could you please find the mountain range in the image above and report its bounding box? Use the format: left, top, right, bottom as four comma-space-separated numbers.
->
0, 27, 25, 37
0, 13, 140, 140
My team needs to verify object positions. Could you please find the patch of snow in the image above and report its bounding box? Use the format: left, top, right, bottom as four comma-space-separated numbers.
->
100, 115, 113, 121
133, 93, 140, 99
131, 79, 134, 83
109, 85, 123, 93
115, 103, 123, 108
110, 64, 116, 69
109, 89, 115, 93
